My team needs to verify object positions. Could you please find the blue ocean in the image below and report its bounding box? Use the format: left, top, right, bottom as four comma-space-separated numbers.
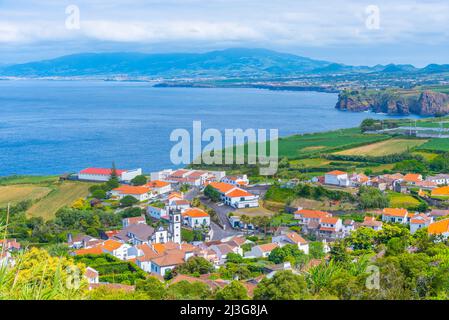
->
0, 80, 408, 176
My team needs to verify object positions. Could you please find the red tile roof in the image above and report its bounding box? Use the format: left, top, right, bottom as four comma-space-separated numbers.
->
80, 168, 126, 175
113, 185, 150, 195
326, 170, 347, 176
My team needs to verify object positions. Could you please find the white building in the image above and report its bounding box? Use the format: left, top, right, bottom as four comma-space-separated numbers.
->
272, 232, 309, 254
109, 185, 152, 202
102, 240, 131, 260
78, 167, 142, 182
147, 205, 168, 220
182, 208, 210, 229
144, 180, 172, 195
426, 174, 449, 186
324, 170, 350, 187
382, 208, 409, 224
246, 243, 278, 258
208, 182, 259, 209
410, 214, 433, 234
221, 175, 249, 186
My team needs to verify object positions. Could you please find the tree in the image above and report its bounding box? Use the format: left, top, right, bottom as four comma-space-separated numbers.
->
253, 270, 309, 300
358, 186, 390, 209
309, 241, 325, 259
386, 237, 407, 256
268, 244, 308, 267
135, 276, 167, 299
215, 281, 249, 300
174, 256, 214, 275
166, 280, 212, 300
91, 189, 106, 199
204, 185, 221, 202
226, 253, 244, 264
120, 195, 139, 207
131, 175, 147, 186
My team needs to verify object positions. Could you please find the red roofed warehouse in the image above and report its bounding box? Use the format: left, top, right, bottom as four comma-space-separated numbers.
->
79, 167, 142, 183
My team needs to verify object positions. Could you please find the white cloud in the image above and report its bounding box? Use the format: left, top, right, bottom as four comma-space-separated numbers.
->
0, 0, 449, 64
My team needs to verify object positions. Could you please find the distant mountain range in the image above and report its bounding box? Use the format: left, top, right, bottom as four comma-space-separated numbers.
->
1, 48, 449, 78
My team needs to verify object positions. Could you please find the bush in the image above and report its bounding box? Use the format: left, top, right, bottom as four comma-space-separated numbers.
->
131, 175, 147, 186
120, 195, 139, 207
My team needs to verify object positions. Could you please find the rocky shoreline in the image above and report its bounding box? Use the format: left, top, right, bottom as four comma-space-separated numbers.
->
335, 89, 449, 116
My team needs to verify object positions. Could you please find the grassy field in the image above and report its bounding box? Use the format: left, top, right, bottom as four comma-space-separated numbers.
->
278, 128, 391, 159
418, 139, 449, 152
334, 139, 427, 157
234, 206, 275, 217
26, 181, 93, 220
387, 192, 421, 209
0, 185, 53, 207
0, 175, 58, 186
411, 151, 440, 161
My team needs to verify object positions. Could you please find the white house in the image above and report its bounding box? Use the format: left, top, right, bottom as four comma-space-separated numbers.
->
428, 218, 449, 239
85, 267, 99, 284
145, 180, 172, 195
150, 250, 196, 276
221, 175, 249, 186
272, 232, 309, 254
182, 208, 210, 229
147, 205, 168, 220
382, 208, 409, 224
319, 217, 343, 238
78, 167, 142, 182
426, 174, 449, 186
101, 240, 131, 260
361, 216, 383, 231
324, 170, 350, 187
208, 182, 259, 209
246, 243, 278, 258
409, 214, 433, 234
122, 216, 146, 228
109, 185, 152, 202
342, 219, 355, 236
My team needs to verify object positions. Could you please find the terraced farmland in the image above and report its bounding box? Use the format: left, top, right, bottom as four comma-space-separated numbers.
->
334, 139, 427, 157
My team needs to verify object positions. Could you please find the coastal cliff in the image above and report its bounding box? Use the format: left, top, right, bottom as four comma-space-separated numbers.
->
336, 89, 449, 116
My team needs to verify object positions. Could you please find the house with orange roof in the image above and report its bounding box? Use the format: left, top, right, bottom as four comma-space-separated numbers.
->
109, 185, 153, 202
182, 208, 210, 228
246, 243, 279, 258
382, 208, 409, 224
319, 217, 343, 238
208, 182, 259, 208
409, 213, 433, 234
122, 215, 147, 228
403, 173, 423, 184
324, 170, 350, 187
428, 218, 449, 239
431, 186, 449, 197
101, 239, 131, 260
272, 231, 309, 254
294, 209, 331, 224
221, 174, 249, 186
168, 198, 191, 212
361, 216, 383, 231
145, 180, 172, 195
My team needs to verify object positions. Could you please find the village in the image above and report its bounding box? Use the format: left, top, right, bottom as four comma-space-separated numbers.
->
3, 158, 449, 299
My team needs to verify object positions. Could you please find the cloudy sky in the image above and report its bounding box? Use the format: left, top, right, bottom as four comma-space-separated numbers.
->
1, 0, 449, 66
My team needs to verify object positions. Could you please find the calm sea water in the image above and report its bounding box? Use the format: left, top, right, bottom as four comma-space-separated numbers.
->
0, 80, 410, 176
